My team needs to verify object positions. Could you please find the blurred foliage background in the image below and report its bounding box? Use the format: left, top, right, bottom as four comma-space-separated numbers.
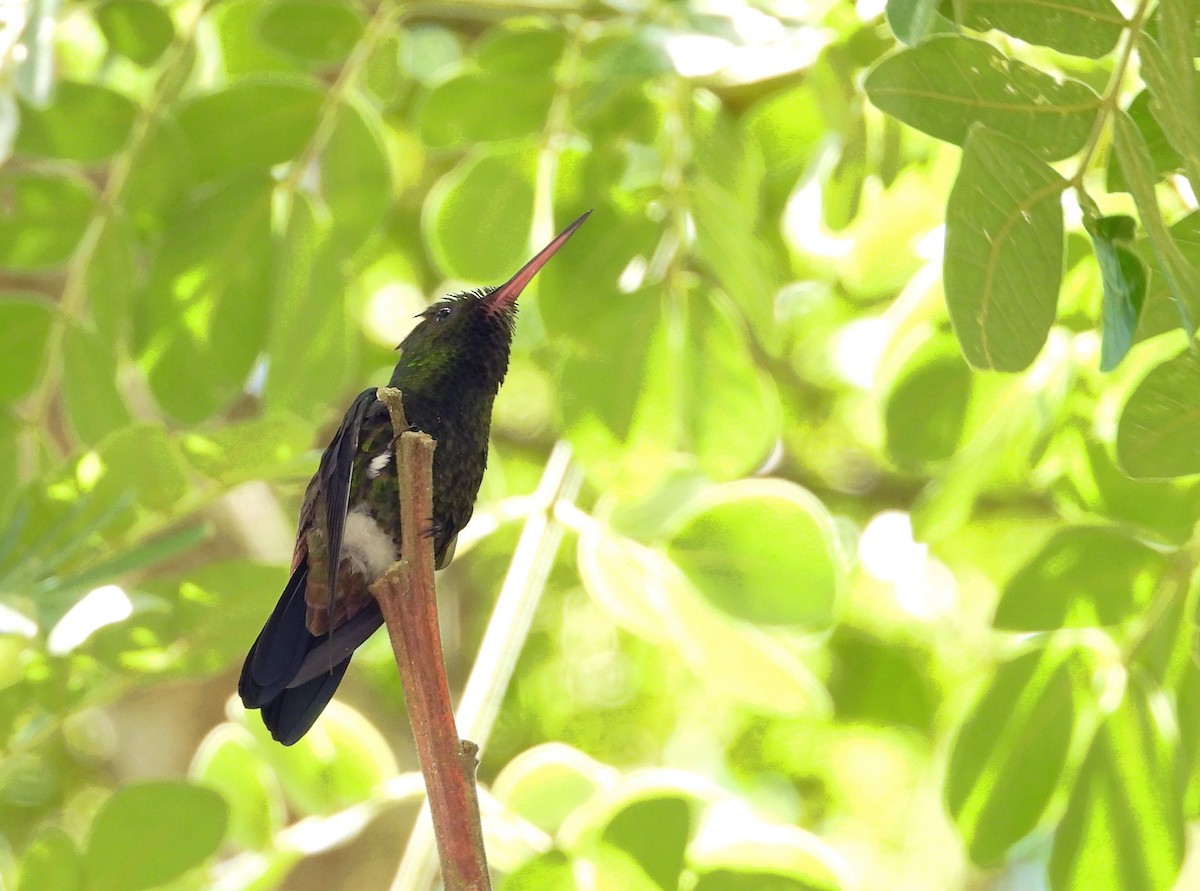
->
3, 0, 1200, 889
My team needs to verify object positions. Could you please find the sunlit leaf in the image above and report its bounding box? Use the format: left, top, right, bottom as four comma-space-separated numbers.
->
995, 527, 1164, 630
191, 723, 285, 850
264, 196, 356, 418
668, 480, 841, 629
578, 523, 830, 716
944, 126, 1066, 370
493, 743, 613, 833
1048, 682, 1184, 891
946, 647, 1081, 865
865, 36, 1099, 161
138, 174, 273, 423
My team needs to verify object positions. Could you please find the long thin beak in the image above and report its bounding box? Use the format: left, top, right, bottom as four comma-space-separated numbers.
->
484, 211, 591, 314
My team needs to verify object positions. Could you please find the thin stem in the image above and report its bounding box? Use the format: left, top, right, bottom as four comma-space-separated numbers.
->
390, 442, 580, 891
370, 387, 491, 891
1069, 0, 1154, 191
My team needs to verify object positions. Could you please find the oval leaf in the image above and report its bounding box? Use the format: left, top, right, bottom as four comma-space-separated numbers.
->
995, 527, 1164, 630
257, 0, 364, 64
668, 480, 841, 629
946, 647, 1079, 865
944, 126, 1066, 371
424, 145, 536, 281
84, 781, 228, 891
0, 294, 53, 403
865, 36, 1098, 161
0, 171, 95, 270
1116, 348, 1200, 478
1048, 682, 1184, 891
95, 0, 174, 66
175, 78, 323, 182
16, 81, 138, 162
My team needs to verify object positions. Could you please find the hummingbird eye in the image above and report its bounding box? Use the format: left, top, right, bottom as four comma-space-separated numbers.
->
435, 306, 452, 321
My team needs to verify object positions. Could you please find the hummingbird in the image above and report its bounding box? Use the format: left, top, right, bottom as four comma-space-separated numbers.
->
239, 212, 589, 745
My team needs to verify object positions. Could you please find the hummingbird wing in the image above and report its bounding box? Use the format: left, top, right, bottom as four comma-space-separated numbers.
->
316, 387, 379, 612
239, 389, 385, 745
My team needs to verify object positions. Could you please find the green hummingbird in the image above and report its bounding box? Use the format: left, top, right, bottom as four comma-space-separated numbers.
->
239, 212, 589, 745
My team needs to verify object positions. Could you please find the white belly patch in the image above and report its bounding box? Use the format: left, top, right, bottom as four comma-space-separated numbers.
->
341, 507, 398, 580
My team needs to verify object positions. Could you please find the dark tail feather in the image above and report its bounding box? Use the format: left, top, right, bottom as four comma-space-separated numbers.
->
239, 560, 357, 745
262, 659, 351, 745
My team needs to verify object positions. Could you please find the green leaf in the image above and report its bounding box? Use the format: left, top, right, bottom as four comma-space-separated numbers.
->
693, 870, 833, 891
138, 174, 273, 423
886, 0, 954, 45
0, 170, 95, 270
601, 796, 692, 889
182, 412, 311, 484
884, 332, 972, 467
957, 0, 1124, 58
0, 294, 53, 403
578, 524, 830, 716
946, 647, 1079, 865
668, 480, 841, 629
87, 422, 189, 515
18, 826, 82, 891
503, 851, 577, 890
123, 117, 195, 232
1048, 682, 1184, 891
256, 0, 364, 64
689, 824, 846, 891
416, 26, 561, 148
245, 701, 397, 814
1138, 3, 1200, 196
0, 410, 18, 514
175, 77, 323, 182
944, 126, 1066, 370
1116, 347, 1200, 478
865, 36, 1099, 161
1086, 215, 1147, 371
84, 781, 228, 891
424, 144, 537, 281
995, 527, 1164, 630
1108, 91, 1182, 193
492, 743, 610, 833
1113, 109, 1200, 334
191, 724, 285, 850
62, 324, 132, 445
321, 97, 392, 258
690, 178, 779, 334
15, 81, 138, 162
95, 0, 174, 66
264, 196, 356, 417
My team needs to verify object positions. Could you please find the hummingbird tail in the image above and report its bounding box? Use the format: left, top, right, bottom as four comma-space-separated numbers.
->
239, 559, 357, 745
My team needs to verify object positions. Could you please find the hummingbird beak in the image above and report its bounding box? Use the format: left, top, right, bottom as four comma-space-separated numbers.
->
483, 211, 591, 315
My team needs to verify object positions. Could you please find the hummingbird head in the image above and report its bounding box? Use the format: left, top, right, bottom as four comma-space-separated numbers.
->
391, 212, 589, 397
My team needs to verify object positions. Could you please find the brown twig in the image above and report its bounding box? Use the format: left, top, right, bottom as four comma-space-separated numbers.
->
368, 387, 492, 891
